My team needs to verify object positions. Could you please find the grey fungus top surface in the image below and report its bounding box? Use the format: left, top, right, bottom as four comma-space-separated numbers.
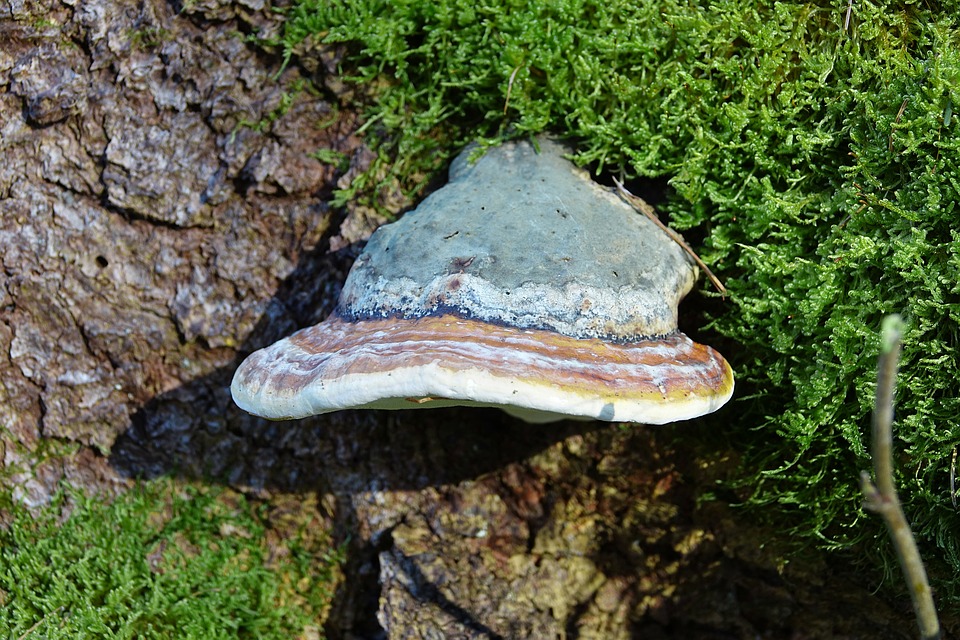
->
231, 136, 734, 424
337, 137, 697, 340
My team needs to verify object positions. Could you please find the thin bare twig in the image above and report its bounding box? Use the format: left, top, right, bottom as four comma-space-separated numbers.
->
613, 177, 726, 297
18, 606, 64, 639
951, 447, 957, 510
503, 65, 522, 116
889, 98, 910, 154
860, 314, 940, 640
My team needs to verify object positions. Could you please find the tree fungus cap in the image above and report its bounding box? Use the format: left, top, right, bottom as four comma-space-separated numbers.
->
232, 137, 734, 424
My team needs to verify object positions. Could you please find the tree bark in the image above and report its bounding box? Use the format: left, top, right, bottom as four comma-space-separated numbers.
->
0, 0, 927, 637
1, 0, 362, 495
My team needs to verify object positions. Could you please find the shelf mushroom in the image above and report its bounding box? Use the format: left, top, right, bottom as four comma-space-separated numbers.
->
231, 137, 734, 424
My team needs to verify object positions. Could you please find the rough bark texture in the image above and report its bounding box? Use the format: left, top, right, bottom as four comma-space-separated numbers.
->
1, 0, 362, 500
0, 0, 937, 637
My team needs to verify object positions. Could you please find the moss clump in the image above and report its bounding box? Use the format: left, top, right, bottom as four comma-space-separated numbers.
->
0, 479, 343, 639
276, 0, 960, 607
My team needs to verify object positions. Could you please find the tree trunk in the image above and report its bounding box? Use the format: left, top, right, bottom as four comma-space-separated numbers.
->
0, 0, 923, 637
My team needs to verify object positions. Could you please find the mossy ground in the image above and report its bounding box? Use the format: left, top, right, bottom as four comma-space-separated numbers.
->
273, 0, 960, 611
0, 478, 343, 639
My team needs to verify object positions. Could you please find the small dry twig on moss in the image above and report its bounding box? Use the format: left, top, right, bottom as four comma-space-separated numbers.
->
951, 448, 957, 510
860, 314, 940, 640
503, 65, 522, 116
613, 178, 726, 297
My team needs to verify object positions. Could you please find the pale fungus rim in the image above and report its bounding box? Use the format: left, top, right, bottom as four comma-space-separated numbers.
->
231, 314, 734, 424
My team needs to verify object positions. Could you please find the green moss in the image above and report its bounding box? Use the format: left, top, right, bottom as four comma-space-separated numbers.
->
128, 26, 171, 50
234, 78, 310, 137
0, 479, 343, 639
275, 0, 960, 607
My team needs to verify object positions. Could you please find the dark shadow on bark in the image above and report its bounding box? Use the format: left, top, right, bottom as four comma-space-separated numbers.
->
111, 379, 600, 494
381, 547, 507, 640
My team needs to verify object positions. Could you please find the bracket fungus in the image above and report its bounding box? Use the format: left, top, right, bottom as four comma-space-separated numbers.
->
232, 137, 734, 424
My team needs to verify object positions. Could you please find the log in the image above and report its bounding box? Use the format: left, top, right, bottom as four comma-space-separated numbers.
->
0, 0, 919, 636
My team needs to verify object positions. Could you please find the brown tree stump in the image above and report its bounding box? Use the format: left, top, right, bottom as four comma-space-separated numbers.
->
0, 0, 923, 637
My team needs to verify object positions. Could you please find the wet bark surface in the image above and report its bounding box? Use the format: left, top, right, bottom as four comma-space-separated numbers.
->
0, 0, 933, 637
